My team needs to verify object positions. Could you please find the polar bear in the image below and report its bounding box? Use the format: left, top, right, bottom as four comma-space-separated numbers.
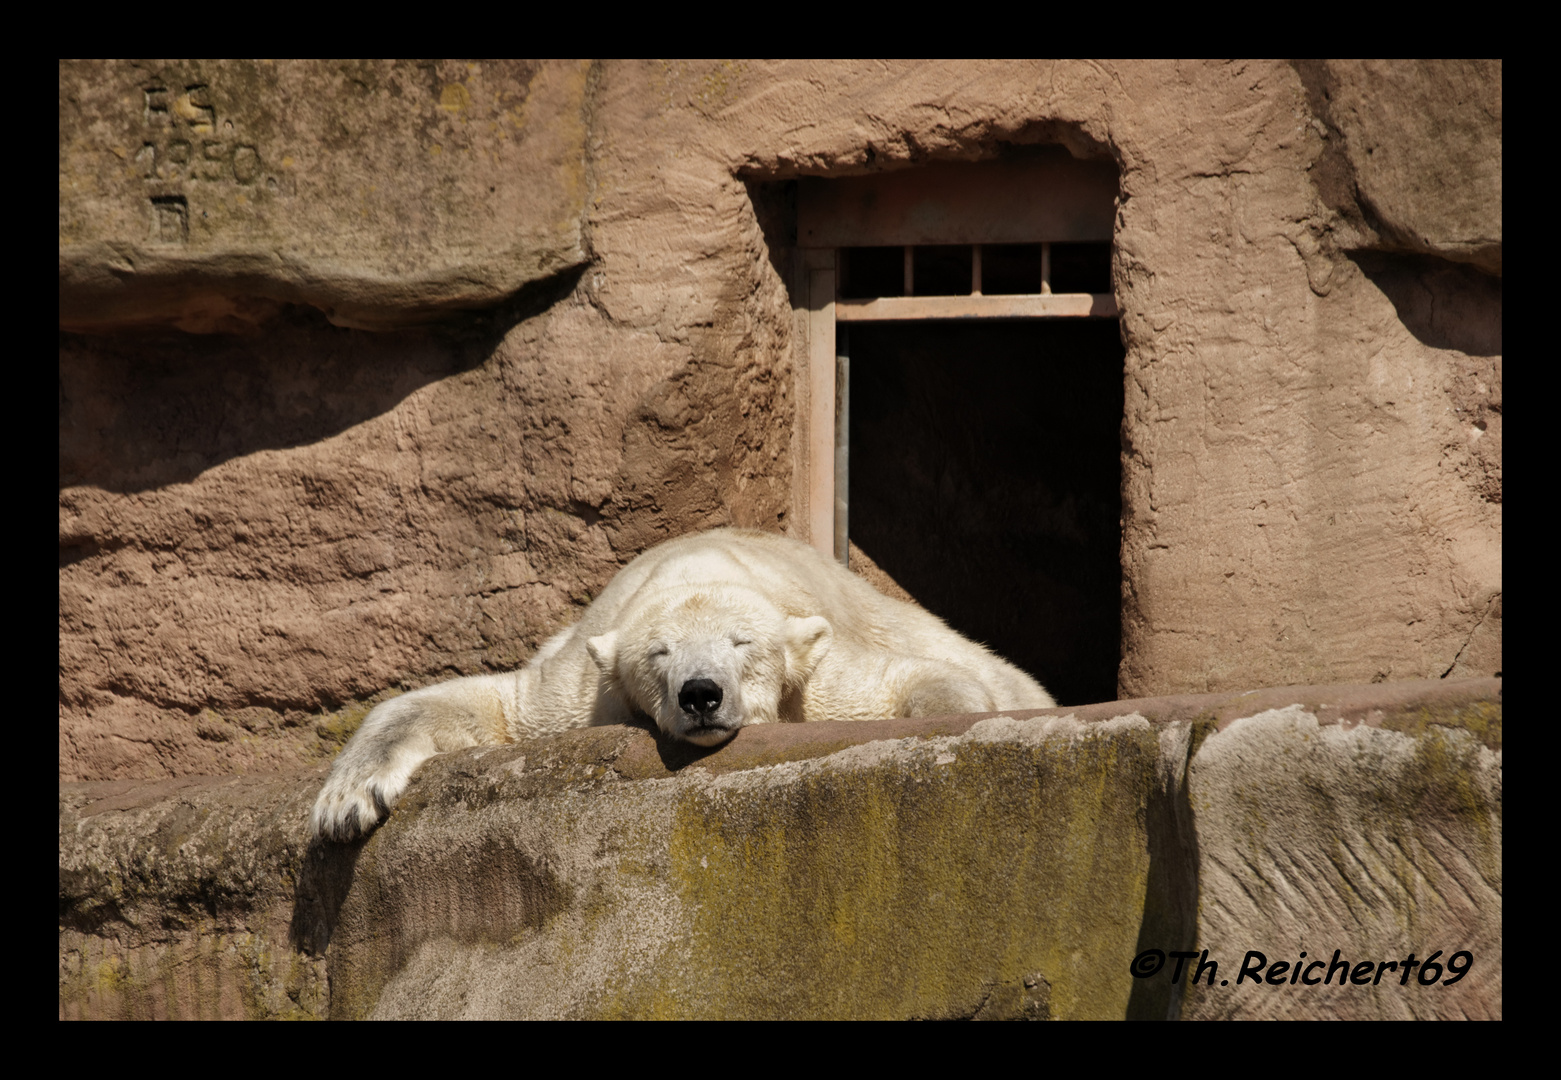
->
310, 528, 1054, 840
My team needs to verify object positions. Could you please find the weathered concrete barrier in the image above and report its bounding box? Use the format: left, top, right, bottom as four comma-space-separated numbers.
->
58, 678, 1500, 1019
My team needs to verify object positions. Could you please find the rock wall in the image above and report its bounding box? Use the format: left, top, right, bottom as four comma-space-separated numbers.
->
58, 680, 1501, 1020
60, 61, 1501, 793
59, 60, 593, 331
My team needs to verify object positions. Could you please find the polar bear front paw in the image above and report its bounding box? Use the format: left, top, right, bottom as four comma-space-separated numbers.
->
310, 755, 415, 842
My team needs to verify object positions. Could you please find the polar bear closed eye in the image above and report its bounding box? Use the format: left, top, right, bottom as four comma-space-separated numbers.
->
310, 528, 1054, 841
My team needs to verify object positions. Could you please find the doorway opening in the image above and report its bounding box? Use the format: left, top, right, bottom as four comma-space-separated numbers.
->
786, 146, 1124, 704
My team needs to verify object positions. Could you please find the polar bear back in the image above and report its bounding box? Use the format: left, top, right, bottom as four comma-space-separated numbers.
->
579, 529, 1036, 685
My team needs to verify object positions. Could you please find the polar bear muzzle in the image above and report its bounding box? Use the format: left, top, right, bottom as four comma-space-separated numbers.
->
674, 671, 739, 745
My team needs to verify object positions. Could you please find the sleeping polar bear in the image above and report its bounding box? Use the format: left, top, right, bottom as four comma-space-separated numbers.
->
311, 528, 1054, 840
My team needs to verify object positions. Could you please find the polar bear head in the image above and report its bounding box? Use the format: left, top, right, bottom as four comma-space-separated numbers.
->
585, 585, 833, 746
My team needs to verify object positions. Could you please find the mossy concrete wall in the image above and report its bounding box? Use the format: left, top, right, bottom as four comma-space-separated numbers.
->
1183, 694, 1502, 1019
58, 771, 328, 1020
59, 678, 1500, 1020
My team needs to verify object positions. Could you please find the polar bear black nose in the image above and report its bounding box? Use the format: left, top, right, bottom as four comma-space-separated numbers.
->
678, 678, 724, 715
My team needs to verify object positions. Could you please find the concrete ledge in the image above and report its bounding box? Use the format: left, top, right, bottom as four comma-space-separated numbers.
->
58, 678, 1501, 1019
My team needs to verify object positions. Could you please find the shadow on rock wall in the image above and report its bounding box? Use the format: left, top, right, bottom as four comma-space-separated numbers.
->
1353, 252, 1502, 357
58, 268, 587, 504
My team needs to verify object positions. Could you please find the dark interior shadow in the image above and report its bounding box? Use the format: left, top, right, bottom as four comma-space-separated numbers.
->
1352, 251, 1502, 356
848, 320, 1125, 707
59, 265, 587, 497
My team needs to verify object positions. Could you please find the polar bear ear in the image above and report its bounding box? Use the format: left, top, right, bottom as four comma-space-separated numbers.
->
585, 632, 618, 676
784, 616, 833, 683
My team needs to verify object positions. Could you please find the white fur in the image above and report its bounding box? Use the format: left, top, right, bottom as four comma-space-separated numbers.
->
310, 528, 1055, 840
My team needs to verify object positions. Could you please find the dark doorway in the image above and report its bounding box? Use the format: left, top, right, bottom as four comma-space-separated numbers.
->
848, 320, 1124, 706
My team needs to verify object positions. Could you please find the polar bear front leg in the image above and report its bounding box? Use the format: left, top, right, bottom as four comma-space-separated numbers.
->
310, 674, 515, 841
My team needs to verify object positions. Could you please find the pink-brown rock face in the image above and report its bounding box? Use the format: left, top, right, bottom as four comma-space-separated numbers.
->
59, 61, 1501, 783
59, 60, 592, 331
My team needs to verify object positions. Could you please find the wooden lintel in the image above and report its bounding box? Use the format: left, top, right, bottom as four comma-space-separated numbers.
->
835, 293, 1117, 321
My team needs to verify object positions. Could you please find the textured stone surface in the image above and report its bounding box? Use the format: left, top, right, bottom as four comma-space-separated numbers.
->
59, 679, 1500, 1020
59, 60, 591, 331
1183, 696, 1501, 1020
58, 771, 328, 1020
60, 60, 1501, 785
1294, 60, 1502, 274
